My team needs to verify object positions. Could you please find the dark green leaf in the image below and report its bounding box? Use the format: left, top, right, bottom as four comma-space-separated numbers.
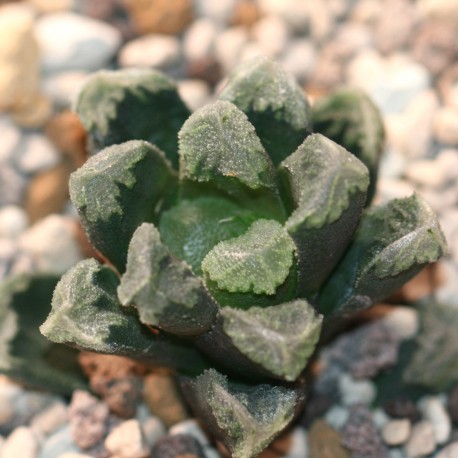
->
219, 56, 312, 165
159, 197, 258, 276
70, 140, 177, 272
40, 259, 207, 374
318, 194, 447, 316
75, 68, 190, 167
179, 100, 286, 221
311, 88, 385, 204
182, 369, 303, 458
279, 133, 369, 296
118, 223, 218, 336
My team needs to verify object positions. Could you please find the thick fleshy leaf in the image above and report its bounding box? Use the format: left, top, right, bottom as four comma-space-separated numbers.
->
179, 100, 286, 221
70, 140, 177, 272
74, 68, 190, 166
202, 219, 295, 296
404, 303, 458, 391
40, 259, 207, 374
159, 197, 258, 276
279, 134, 369, 296
0, 275, 86, 395
182, 369, 303, 458
310, 88, 385, 204
318, 194, 447, 316
118, 223, 218, 336
197, 300, 322, 381
219, 56, 312, 165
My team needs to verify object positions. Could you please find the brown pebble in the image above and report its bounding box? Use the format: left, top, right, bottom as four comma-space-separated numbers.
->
308, 419, 350, 458
143, 373, 189, 427
23, 158, 73, 223
231, 0, 261, 28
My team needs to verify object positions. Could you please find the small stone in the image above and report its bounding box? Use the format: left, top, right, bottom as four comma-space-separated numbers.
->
19, 215, 83, 273
404, 421, 436, 458
143, 374, 189, 427
27, 0, 72, 13
252, 15, 290, 57
39, 425, 82, 458
372, 408, 390, 429
280, 39, 316, 83
434, 107, 458, 145
0, 116, 21, 162
383, 398, 421, 423
141, 416, 166, 448
230, 0, 261, 27
30, 400, 68, 440
58, 454, 94, 458
419, 396, 451, 444
43, 71, 89, 108
170, 419, 209, 447
193, 0, 237, 24
382, 307, 420, 340
0, 205, 28, 238
151, 434, 206, 458
214, 26, 248, 72
105, 419, 149, 458
283, 427, 308, 458
405, 158, 447, 188
341, 405, 388, 458
324, 405, 349, 431
123, 0, 193, 35
118, 34, 181, 69
17, 133, 60, 175
308, 419, 350, 458
382, 419, 411, 446
2, 426, 38, 458
177, 80, 211, 111
375, 178, 416, 203
68, 390, 109, 450
436, 442, 458, 458
35, 12, 122, 73
0, 165, 28, 206
447, 384, 458, 424
183, 18, 218, 62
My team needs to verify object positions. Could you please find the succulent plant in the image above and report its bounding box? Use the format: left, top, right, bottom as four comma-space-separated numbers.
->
40, 57, 446, 458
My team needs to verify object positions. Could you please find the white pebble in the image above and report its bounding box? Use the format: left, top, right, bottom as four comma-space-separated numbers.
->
434, 107, 458, 145
382, 419, 411, 446
382, 307, 419, 340
141, 416, 166, 448
404, 421, 436, 458
339, 373, 376, 406
30, 400, 68, 440
204, 447, 222, 458
0, 116, 21, 162
419, 396, 451, 445
177, 80, 211, 111
119, 35, 181, 70
105, 419, 150, 458
283, 427, 308, 458
0, 206, 28, 238
17, 133, 60, 175
436, 442, 458, 458
281, 39, 316, 82
405, 159, 446, 188
2, 426, 39, 458
170, 419, 210, 447
372, 408, 390, 429
193, 0, 237, 24
58, 454, 93, 458
214, 26, 249, 72
19, 215, 83, 275
252, 15, 290, 57
324, 405, 349, 431
183, 19, 218, 62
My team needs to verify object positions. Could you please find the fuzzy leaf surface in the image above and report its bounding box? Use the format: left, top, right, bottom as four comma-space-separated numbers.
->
184, 369, 301, 458
40, 259, 206, 373
202, 219, 295, 296
279, 133, 369, 295
70, 140, 177, 272
118, 223, 218, 336
219, 56, 311, 165
159, 197, 257, 275
179, 100, 285, 220
311, 88, 385, 204
0, 275, 86, 395
318, 194, 447, 316
75, 68, 190, 166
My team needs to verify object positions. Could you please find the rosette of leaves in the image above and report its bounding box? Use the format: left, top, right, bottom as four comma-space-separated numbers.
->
40, 57, 447, 458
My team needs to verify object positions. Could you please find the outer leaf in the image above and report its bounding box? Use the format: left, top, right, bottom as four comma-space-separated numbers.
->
70, 140, 177, 273
318, 194, 447, 316
179, 100, 286, 221
182, 369, 303, 458
279, 133, 369, 296
118, 223, 218, 336
196, 300, 322, 381
40, 259, 207, 374
310, 88, 385, 204
74, 68, 190, 166
404, 303, 458, 390
159, 197, 258, 276
202, 219, 295, 296
0, 275, 86, 395
219, 56, 312, 165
